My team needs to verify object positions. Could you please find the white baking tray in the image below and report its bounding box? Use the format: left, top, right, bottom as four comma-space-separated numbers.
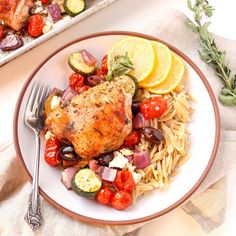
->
0, 0, 118, 67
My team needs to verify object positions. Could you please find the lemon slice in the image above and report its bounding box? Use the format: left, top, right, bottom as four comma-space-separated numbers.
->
140, 41, 172, 88
107, 37, 155, 82
148, 53, 185, 94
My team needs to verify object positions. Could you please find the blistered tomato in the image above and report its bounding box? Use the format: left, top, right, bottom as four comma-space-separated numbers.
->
44, 136, 61, 167
124, 130, 141, 147
0, 25, 4, 40
28, 14, 44, 38
94, 68, 105, 78
111, 190, 132, 210
69, 72, 84, 90
78, 85, 90, 93
140, 97, 167, 120
40, 0, 50, 3
97, 187, 113, 205
101, 55, 108, 74
114, 170, 135, 193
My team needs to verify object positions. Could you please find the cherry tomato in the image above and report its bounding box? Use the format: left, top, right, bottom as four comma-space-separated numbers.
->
97, 187, 113, 205
94, 68, 105, 78
44, 136, 61, 167
78, 85, 90, 93
101, 55, 108, 74
114, 170, 135, 193
124, 130, 141, 147
0, 25, 4, 40
40, 0, 50, 3
28, 14, 44, 38
111, 190, 132, 210
69, 73, 84, 90
140, 97, 167, 120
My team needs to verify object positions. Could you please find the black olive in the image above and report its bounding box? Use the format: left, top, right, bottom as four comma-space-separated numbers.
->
60, 139, 71, 146
132, 102, 140, 115
96, 153, 114, 166
60, 145, 81, 161
87, 75, 105, 87
140, 127, 164, 144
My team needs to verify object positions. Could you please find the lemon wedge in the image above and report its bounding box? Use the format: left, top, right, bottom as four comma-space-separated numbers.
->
107, 37, 155, 82
140, 41, 172, 88
148, 53, 185, 94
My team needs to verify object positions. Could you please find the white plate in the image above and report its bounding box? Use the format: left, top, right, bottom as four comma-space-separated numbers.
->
14, 32, 220, 225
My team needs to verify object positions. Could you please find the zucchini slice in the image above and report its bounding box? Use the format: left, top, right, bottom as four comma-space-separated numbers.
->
68, 52, 95, 75
113, 75, 139, 97
64, 0, 85, 17
71, 169, 102, 199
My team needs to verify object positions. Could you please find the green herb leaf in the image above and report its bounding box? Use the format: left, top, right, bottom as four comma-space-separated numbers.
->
187, 0, 236, 106
219, 94, 236, 106
106, 52, 134, 81
186, 20, 199, 33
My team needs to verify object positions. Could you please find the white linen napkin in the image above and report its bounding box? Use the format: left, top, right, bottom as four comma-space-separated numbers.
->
1, 9, 235, 236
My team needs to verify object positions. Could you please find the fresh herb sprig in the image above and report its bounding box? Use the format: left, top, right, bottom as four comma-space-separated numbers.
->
106, 53, 134, 81
187, 0, 236, 105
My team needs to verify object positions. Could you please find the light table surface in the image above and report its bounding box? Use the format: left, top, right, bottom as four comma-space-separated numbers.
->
0, 0, 235, 235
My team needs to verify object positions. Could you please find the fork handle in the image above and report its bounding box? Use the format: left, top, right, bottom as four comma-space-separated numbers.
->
24, 131, 42, 231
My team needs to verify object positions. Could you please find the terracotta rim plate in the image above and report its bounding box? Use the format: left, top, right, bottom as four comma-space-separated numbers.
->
13, 31, 220, 225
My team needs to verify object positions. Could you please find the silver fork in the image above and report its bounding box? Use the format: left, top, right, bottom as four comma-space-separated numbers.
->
24, 82, 50, 231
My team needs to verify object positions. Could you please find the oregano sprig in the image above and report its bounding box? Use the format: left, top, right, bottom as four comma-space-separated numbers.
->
106, 53, 134, 81
187, 0, 236, 106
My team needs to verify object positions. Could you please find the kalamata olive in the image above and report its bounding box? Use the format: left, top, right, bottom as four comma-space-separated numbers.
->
140, 127, 164, 144
133, 113, 149, 129
132, 102, 140, 115
60, 139, 71, 146
60, 145, 81, 161
96, 153, 114, 166
87, 75, 105, 87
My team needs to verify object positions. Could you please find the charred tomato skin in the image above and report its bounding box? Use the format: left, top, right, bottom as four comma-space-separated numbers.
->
97, 187, 113, 205
140, 97, 167, 120
111, 190, 132, 210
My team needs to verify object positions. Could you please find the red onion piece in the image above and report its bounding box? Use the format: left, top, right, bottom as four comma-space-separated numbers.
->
133, 150, 151, 169
61, 167, 78, 189
61, 87, 77, 101
87, 75, 105, 87
95, 166, 104, 175
81, 49, 97, 66
101, 167, 117, 182
0, 33, 23, 51
125, 155, 133, 163
48, 4, 62, 23
89, 159, 105, 175
133, 113, 149, 129
89, 159, 100, 172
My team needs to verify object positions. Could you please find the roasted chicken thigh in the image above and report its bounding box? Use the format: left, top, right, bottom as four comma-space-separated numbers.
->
0, 0, 33, 31
46, 82, 132, 160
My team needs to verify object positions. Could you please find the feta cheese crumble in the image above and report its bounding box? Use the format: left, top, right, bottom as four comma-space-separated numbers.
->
109, 151, 128, 169
50, 96, 61, 110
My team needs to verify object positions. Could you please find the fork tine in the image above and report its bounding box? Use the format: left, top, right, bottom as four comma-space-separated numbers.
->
32, 82, 43, 113
39, 85, 50, 112
38, 83, 46, 104
25, 82, 38, 114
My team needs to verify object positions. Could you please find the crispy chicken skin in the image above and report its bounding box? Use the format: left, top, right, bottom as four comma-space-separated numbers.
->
46, 82, 132, 160
0, 0, 33, 31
